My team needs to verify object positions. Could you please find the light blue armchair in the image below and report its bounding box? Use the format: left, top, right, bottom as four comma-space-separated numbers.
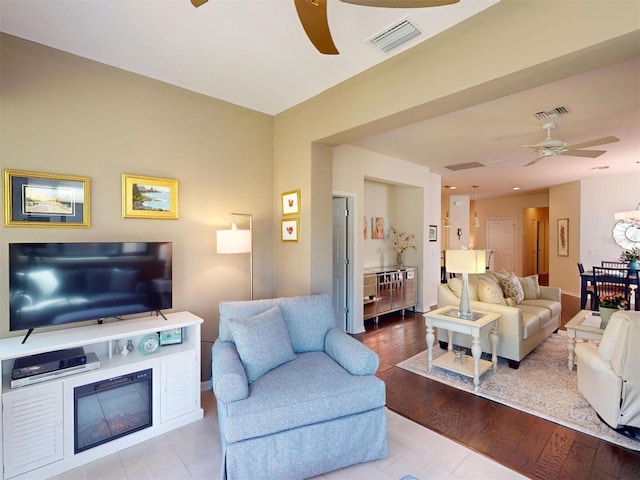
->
212, 294, 388, 480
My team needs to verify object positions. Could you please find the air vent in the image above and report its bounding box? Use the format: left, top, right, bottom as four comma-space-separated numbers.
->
368, 18, 422, 53
445, 162, 485, 171
534, 106, 569, 120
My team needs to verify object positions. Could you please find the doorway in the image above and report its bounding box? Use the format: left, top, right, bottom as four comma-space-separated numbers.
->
332, 195, 354, 332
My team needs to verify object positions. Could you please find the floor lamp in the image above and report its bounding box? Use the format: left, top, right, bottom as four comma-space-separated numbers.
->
445, 249, 486, 320
217, 213, 253, 300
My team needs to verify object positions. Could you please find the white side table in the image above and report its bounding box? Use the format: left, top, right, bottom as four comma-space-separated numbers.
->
424, 306, 500, 392
565, 309, 605, 370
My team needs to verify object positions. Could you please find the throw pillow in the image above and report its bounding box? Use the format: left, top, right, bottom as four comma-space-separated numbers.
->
477, 279, 506, 305
228, 305, 296, 383
519, 274, 542, 299
447, 277, 479, 301
502, 275, 524, 304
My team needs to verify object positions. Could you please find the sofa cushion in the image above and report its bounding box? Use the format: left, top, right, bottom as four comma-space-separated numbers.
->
276, 294, 336, 352
502, 275, 524, 304
219, 298, 276, 343
222, 352, 386, 444
519, 304, 551, 339
477, 279, 506, 305
228, 305, 296, 383
520, 299, 561, 320
519, 275, 541, 299
447, 277, 479, 301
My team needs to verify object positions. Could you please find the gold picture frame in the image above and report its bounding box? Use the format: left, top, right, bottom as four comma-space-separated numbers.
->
281, 218, 299, 242
122, 174, 178, 220
558, 218, 569, 257
3, 169, 90, 227
282, 189, 300, 216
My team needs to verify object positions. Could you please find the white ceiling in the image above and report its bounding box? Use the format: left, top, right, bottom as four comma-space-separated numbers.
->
1, 0, 639, 199
0, 0, 497, 115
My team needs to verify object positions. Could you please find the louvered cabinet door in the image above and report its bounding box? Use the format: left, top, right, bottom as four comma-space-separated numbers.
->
2, 383, 63, 479
160, 352, 198, 423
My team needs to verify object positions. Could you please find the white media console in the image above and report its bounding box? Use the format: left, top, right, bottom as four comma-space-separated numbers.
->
0, 311, 204, 480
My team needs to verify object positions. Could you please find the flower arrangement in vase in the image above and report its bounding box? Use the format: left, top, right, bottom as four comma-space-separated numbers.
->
598, 293, 628, 328
390, 227, 416, 267
620, 247, 640, 273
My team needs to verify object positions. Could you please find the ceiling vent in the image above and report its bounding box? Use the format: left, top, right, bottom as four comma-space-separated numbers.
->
368, 18, 422, 53
445, 162, 485, 171
534, 106, 569, 120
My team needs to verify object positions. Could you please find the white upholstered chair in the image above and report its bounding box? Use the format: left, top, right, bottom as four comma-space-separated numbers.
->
576, 310, 640, 434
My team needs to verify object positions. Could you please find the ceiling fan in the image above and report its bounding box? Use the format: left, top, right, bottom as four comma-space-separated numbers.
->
190, 0, 459, 54
522, 122, 619, 167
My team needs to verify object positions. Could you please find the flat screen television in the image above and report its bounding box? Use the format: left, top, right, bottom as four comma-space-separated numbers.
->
9, 242, 172, 343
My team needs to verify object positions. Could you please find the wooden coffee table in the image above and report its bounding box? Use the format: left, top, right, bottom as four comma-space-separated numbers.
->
565, 309, 605, 370
424, 306, 500, 392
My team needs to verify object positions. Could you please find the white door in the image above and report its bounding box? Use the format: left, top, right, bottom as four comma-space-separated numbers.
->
487, 218, 516, 272
332, 197, 349, 330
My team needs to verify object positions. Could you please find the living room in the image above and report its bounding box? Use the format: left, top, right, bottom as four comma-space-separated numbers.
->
1, 1, 640, 479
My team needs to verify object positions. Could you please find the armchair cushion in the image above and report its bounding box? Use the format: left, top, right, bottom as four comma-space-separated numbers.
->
325, 327, 379, 375
222, 351, 385, 444
228, 305, 296, 383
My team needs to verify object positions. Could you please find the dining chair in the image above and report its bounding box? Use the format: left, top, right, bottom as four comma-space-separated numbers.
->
577, 262, 596, 310
602, 260, 627, 268
592, 266, 632, 310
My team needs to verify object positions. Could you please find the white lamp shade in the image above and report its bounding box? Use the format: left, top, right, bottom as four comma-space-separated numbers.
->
446, 249, 486, 274
217, 229, 251, 254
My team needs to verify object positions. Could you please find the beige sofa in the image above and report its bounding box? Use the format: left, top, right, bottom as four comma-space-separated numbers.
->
437, 270, 561, 368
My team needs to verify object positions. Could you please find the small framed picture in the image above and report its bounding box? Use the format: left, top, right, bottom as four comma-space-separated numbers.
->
428, 225, 438, 242
282, 218, 299, 242
4, 169, 90, 227
282, 190, 300, 216
159, 327, 182, 346
122, 174, 178, 220
558, 218, 569, 257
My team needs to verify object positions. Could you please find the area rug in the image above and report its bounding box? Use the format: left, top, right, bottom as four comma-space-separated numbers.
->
397, 331, 640, 451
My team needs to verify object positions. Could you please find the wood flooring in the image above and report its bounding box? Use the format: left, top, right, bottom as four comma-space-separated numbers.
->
360, 295, 640, 479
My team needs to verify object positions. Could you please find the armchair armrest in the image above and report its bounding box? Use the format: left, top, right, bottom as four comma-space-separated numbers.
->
211, 339, 249, 404
325, 328, 379, 376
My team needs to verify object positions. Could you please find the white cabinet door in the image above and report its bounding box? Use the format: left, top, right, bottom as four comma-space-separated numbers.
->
2, 383, 63, 479
160, 352, 198, 423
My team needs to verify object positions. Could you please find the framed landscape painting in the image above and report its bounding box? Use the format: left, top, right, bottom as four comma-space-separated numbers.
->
3, 169, 90, 227
122, 174, 178, 219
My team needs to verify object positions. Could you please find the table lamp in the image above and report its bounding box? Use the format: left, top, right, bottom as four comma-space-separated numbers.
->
217, 213, 253, 299
445, 249, 486, 320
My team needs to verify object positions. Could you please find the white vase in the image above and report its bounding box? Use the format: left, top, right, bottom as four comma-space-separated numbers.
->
598, 307, 617, 329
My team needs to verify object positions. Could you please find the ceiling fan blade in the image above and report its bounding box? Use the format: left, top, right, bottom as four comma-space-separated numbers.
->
340, 0, 459, 7
191, 0, 208, 7
564, 136, 619, 150
560, 149, 606, 158
524, 156, 545, 167
294, 0, 339, 55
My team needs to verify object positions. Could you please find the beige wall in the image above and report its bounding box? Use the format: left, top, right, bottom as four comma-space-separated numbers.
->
273, 1, 640, 300
549, 182, 581, 296
0, 34, 275, 380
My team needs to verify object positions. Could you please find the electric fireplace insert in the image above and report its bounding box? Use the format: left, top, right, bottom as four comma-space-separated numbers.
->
74, 369, 152, 453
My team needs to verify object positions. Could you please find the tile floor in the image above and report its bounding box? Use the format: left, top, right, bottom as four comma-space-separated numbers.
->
49, 389, 526, 480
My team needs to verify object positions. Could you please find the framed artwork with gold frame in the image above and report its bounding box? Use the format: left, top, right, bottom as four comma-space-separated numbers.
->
122, 174, 178, 220
281, 218, 299, 242
3, 169, 90, 227
282, 189, 300, 216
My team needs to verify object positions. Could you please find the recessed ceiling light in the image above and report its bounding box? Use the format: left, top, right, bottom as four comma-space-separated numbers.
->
443, 185, 457, 190
512, 186, 521, 191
